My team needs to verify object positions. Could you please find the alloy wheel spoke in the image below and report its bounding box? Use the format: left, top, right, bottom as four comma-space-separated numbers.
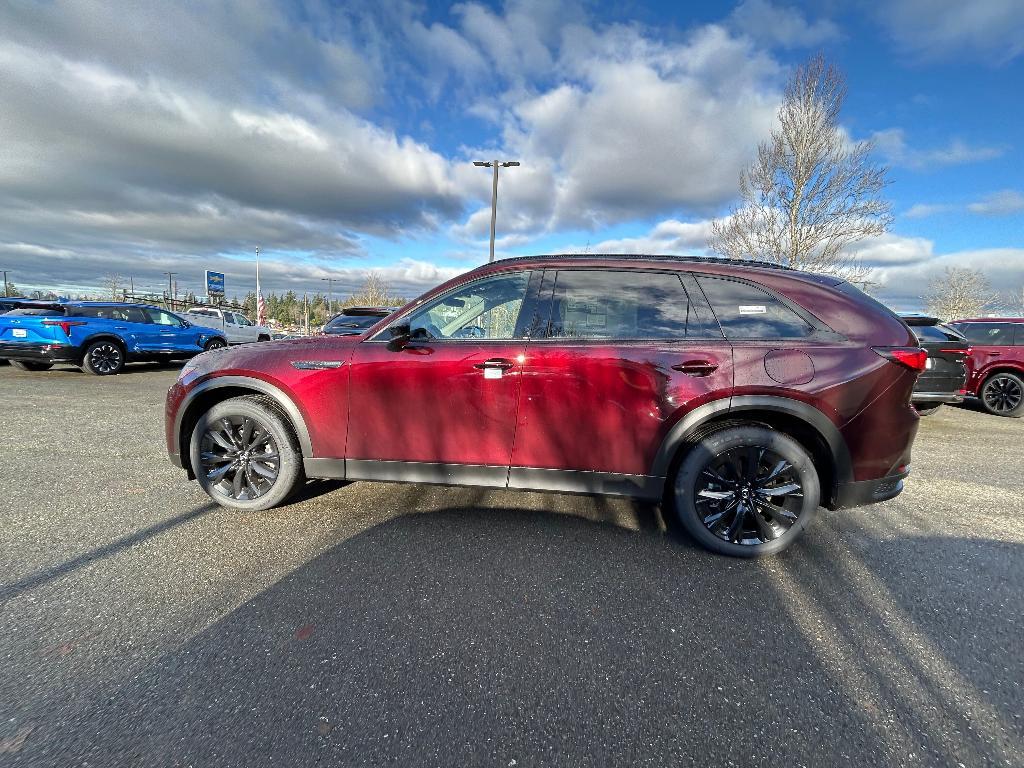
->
200, 451, 233, 464
208, 430, 235, 452
249, 461, 277, 479
750, 506, 779, 541
758, 482, 802, 498
697, 488, 736, 501
240, 418, 254, 448
207, 461, 235, 481
725, 502, 747, 542
231, 467, 244, 497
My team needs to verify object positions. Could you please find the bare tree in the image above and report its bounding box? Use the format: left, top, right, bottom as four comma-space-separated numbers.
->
101, 273, 122, 301
924, 267, 998, 321
709, 54, 891, 280
348, 271, 395, 307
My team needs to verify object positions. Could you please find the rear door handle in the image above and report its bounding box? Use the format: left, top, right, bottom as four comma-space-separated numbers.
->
672, 360, 719, 377
474, 358, 515, 370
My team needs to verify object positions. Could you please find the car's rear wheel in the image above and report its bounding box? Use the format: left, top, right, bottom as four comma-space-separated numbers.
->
190, 396, 303, 511
204, 338, 227, 352
915, 403, 943, 417
81, 340, 124, 375
10, 360, 53, 371
671, 426, 820, 557
979, 372, 1024, 417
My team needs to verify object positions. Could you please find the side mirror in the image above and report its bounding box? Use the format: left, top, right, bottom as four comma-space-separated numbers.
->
180, 319, 191, 328
386, 322, 411, 350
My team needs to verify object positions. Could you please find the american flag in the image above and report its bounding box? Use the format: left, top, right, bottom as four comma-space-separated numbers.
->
255, 245, 267, 325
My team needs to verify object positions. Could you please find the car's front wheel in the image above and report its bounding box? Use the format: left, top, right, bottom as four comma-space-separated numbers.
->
189, 396, 303, 511
204, 338, 227, 352
10, 361, 53, 371
671, 426, 820, 557
979, 372, 1024, 418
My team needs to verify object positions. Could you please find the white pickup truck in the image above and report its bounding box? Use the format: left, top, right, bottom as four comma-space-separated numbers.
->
181, 307, 271, 344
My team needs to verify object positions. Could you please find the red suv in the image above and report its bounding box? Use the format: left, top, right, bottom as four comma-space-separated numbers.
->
166, 256, 923, 557
948, 318, 1024, 417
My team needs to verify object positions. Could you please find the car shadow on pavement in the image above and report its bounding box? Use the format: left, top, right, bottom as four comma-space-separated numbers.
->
0, 502, 218, 605
13, 505, 1021, 767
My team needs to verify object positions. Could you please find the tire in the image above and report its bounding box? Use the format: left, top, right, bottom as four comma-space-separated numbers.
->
915, 403, 943, 417
979, 372, 1024, 417
671, 426, 820, 558
189, 396, 303, 511
10, 360, 53, 371
81, 340, 125, 375
257, 335, 271, 342
204, 338, 227, 352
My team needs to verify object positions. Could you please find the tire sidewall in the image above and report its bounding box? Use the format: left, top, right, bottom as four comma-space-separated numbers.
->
672, 426, 820, 558
189, 397, 302, 511
82, 340, 125, 375
204, 338, 227, 352
980, 373, 1024, 418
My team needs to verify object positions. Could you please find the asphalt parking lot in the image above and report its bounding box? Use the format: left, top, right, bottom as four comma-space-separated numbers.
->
1, 363, 1022, 767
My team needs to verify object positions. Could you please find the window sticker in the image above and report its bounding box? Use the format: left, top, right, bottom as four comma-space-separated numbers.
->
737, 305, 767, 314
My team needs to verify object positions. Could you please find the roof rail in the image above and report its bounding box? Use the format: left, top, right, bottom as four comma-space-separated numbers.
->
489, 253, 796, 271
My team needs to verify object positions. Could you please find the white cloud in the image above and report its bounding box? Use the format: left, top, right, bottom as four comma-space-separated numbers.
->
872, 247, 1024, 310
904, 203, 954, 219
728, 0, 840, 48
966, 190, 1024, 216
872, 128, 1005, 170
875, 0, 1024, 64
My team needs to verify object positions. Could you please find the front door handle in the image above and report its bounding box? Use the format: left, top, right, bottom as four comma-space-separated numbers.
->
474, 358, 515, 370
672, 360, 719, 377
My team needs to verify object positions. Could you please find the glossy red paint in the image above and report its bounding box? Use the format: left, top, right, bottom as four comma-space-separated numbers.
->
512, 340, 732, 475
949, 318, 1024, 396
166, 255, 923, 509
347, 339, 526, 465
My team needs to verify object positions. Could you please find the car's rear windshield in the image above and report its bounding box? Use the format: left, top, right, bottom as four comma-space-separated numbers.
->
326, 314, 381, 330
3, 306, 66, 316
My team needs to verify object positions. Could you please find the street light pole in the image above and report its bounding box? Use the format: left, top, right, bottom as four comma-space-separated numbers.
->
1, 270, 9, 297
163, 272, 177, 309
321, 277, 336, 316
473, 160, 520, 262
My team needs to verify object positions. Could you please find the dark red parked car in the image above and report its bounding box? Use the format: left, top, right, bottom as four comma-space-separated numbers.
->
166, 255, 924, 556
948, 318, 1024, 417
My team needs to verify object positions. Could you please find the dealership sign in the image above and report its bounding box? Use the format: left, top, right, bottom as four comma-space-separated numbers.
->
205, 270, 225, 297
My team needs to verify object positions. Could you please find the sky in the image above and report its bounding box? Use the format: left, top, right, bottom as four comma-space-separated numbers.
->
1, 0, 1022, 310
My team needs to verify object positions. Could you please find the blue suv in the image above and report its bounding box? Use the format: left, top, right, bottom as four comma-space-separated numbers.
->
0, 302, 227, 375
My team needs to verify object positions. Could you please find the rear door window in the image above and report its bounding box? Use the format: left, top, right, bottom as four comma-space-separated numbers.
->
545, 270, 720, 340
696, 275, 814, 339
955, 322, 1014, 346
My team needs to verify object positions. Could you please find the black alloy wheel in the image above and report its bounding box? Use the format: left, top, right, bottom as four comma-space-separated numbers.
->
673, 426, 820, 557
190, 396, 303, 511
205, 338, 227, 352
82, 341, 124, 375
199, 415, 280, 501
980, 373, 1024, 417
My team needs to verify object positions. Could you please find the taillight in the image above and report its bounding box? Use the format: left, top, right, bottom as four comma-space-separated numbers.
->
873, 346, 928, 373
41, 320, 87, 337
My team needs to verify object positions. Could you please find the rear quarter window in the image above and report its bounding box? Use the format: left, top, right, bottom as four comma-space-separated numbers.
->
696, 275, 814, 339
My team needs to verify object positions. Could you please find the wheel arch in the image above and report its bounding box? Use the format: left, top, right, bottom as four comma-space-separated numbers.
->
652, 395, 852, 508
175, 376, 313, 478
79, 332, 130, 361
980, 365, 1024, 387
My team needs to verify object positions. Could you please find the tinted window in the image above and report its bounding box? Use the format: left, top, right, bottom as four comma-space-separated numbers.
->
405, 272, 531, 340
953, 322, 1014, 346
235, 314, 252, 326
325, 314, 381, 333
546, 270, 718, 340
69, 306, 135, 321
189, 308, 216, 317
697, 276, 813, 339
914, 324, 964, 343
146, 308, 183, 326
4, 307, 65, 316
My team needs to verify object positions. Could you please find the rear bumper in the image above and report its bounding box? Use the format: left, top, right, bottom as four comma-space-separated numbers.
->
912, 391, 964, 404
0, 342, 79, 363
833, 466, 910, 509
